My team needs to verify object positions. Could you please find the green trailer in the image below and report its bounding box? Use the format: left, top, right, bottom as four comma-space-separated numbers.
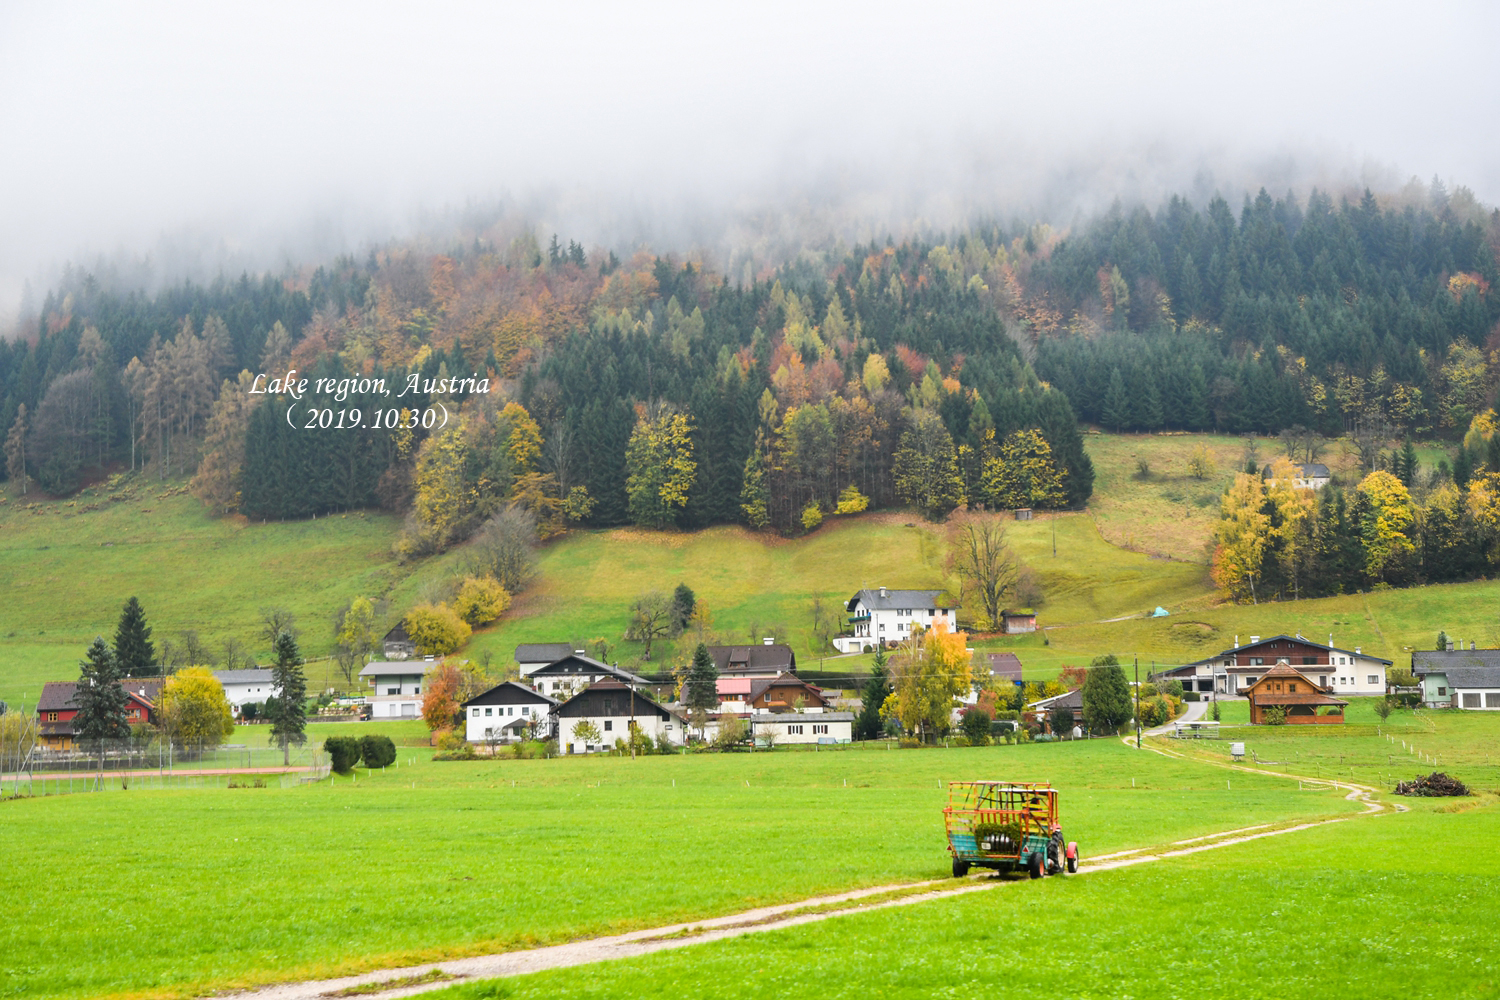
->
944, 781, 1079, 878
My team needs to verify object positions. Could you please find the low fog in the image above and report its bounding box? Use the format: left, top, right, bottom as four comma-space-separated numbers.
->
2, 1, 1497, 327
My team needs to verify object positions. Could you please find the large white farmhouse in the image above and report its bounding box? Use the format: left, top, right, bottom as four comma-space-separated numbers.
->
358, 660, 428, 719
834, 587, 959, 653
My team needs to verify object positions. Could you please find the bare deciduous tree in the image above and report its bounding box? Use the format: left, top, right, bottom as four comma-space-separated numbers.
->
627, 590, 675, 660
948, 515, 1019, 632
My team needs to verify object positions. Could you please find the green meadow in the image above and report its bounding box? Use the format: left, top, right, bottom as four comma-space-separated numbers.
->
435, 802, 1500, 1000
0, 737, 1361, 1000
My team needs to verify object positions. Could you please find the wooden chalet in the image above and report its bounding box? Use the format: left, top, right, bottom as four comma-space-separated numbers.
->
1243, 663, 1347, 725
746, 674, 829, 713
37, 678, 163, 750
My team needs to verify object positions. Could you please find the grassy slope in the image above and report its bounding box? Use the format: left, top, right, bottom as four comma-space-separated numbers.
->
4, 431, 1497, 707
0, 739, 1360, 1000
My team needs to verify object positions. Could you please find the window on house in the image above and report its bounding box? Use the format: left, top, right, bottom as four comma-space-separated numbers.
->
1249, 657, 1264, 666
387, 687, 399, 695
788, 724, 803, 734
1319, 676, 1327, 687
928, 608, 935, 615
1246, 677, 1257, 685
1462, 693, 1482, 708
1289, 683, 1298, 692
1367, 675, 1378, 686
604, 720, 613, 731
414, 686, 420, 694
1487, 693, 1500, 709
1302, 657, 1316, 665
1438, 687, 1447, 696
813, 724, 828, 734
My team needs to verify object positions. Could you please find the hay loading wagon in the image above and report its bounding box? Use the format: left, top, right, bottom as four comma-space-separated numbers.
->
944, 781, 1078, 878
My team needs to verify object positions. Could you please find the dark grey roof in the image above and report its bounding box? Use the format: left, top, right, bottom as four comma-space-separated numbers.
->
987, 653, 1023, 682
515, 642, 576, 663
528, 654, 649, 685
461, 680, 559, 709
1412, 649, 1500, 676
383, 621, 411, 642
358, 661, 429, 677
213, 669, 274, 685
554, 679, 675, 719
846, 588, 958, 613
1432, 665, 1500, 689
707, 644, 796, 675
1027, 688, 1082, 711
1262, 463, 1330, 479
1181, 634, 1392, 668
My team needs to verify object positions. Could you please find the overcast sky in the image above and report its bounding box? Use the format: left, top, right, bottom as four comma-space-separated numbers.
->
2, 1, 1497, 325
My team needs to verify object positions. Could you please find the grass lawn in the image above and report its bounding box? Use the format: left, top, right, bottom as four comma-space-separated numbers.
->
436, 800, 1500, 1000
0, 738, 1362, 1000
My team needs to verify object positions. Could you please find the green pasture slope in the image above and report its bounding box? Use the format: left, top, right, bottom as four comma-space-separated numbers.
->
0, 737, 1361, 1000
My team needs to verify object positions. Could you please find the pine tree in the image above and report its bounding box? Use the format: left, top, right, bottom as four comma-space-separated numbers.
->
683, 643, 719, 712
1101, 368, 1131, 431
268, 630, 308, 765
113, 597, 156, 677
1080, 661, 1131, 734
3, 403, 27, 494
75, 636, 131, 745
854, 647, 891, 740
1489, 434, 1500, 474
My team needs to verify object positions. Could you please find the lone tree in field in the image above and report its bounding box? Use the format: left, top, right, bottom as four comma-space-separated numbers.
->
949, 515, 1019, 632
1080, 658, 1131, 735
267, 630, 307, 765
683, 643, 719, 713
113, 597, 156, 677
627, 590, 676, 659
75, 637, 131, 746
158, 667, 235, 751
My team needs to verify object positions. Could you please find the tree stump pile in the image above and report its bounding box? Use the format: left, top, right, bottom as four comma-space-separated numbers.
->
1394, 771, 1469, 797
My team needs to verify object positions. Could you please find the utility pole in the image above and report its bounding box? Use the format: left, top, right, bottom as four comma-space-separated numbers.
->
1135, 657, 1141, 749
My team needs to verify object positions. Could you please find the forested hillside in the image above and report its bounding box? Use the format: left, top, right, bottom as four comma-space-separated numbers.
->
2, 183, 1497, 565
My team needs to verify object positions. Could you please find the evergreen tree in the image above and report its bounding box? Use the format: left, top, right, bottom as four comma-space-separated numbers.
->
267, 630, 308, 765
75, 636, 131, 745
1489, 434, 1500, 474
1395, 440, 1419, 488
670, 583, 696, 634
1080, 660, 1131, 734
683, 643, 719, 712
1453, 447, 1473, 489
113, 596, 156, 677
1101, 368, 1131, 432
854, 647, 891, 740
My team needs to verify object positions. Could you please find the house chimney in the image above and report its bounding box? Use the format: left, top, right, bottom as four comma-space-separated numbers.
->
1355, 647, 1361, 655
1249, 636, 1260, 644
1234, 635, 1239, 648
1446, 639, 1454, 652
762, 637, 774, 646
1471, 641, 1476, 650
879, 586, 887, 598
575, 649, 586, 655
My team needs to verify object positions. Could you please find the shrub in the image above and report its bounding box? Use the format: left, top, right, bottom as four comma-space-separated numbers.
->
433, 729, 477, 760
1373, 697, 1394, 721
360, 734, 397, 768
1263, 706, 1288, 726
835, 485, 869, 514
240, 702, 260, 721
1163, 679, 1184, 698
323, 736, 362, 774
801, 503, 824, 532
452, 575, 512, 626
1182, 691, 1199, 702
960, 707, 992, 745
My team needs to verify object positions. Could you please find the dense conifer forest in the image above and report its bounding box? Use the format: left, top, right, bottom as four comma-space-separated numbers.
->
2, 183, 1497, 593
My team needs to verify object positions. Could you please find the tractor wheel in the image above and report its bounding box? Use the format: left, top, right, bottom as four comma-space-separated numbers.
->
952, 857, 970, 878
1028, 852, 1044, 879
1066, 843, 1079, 874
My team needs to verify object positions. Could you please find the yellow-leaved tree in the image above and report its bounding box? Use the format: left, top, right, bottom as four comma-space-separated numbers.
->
980, 428, 1064, 509
452, 575, 512, 626
625, 407, 696, 529
1264, 457, 1316, 599
1211, 472, 1270, 602
886, 622, 972, 742
1358, 470, 1416, 585
404, 603, 471, 655
407, 425, 478, 554
158, 667, 235, 750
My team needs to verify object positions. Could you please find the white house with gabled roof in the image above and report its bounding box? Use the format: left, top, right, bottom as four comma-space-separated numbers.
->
833, 586, 960, 653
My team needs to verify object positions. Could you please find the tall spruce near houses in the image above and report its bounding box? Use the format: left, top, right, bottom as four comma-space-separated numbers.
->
113, 597, 156, 677
75, 637, 131, 746
268, 630, 308, 765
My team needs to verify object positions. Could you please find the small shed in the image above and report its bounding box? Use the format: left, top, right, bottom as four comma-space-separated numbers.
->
1014, 508, 1033, 521
1000, 609, 1038, 634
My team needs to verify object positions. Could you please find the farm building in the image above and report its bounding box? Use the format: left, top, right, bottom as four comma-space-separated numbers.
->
1242, 663, 1346, 725
37, 679, 163, 750
461, 681, 557, 742
835, 586, 960, 653
1412, 647, 1500, 709
381, 621, 416, 660
1000, 609, 1037, 634
1156, 634, 1389, 697
1025, 688, 1082, 733
752, 712, 854, 744
986, 653, 1024, 686
1261, 462, 1331, 490
555, 680, 684, 754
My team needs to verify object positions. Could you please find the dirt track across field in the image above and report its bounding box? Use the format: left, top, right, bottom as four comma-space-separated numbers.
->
210, 758, 1394, 1000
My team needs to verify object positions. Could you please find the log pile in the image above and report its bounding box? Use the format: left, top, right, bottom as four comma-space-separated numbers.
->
1394, 771, 1469, 797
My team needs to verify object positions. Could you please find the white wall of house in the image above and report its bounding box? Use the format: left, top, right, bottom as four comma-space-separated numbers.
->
752, 714, 852, 744
466, 702, 549, 741
369, 697, 420, 719
219, 680, 273, 707
1453, 688, 1500, 710
560, 713, 684, 754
